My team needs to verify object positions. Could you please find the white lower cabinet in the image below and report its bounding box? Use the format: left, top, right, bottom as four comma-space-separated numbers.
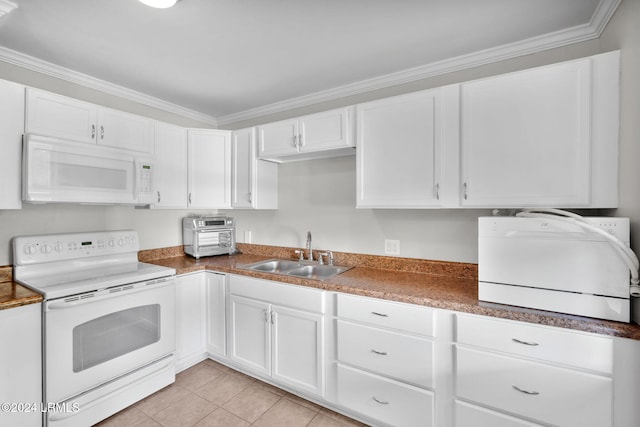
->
455, 401, 543, 427
335, 294, 436, 427
227, 274, 325, 397
175, 272, 207, 371
206, 272, 226, 357
337, 364, 434, 427
0, 303, 41, 427
173, 271, 638, 427
454, 313, 614, 427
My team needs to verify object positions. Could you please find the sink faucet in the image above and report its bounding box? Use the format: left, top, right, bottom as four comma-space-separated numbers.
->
306, 231, 313, 261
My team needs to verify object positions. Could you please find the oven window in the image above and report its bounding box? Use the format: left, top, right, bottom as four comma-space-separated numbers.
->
72, 304, 161, 372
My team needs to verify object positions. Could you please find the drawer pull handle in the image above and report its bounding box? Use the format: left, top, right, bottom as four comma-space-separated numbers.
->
512, 338, 539, 346
371, 349, 388, 356
512, 385, 540, 396
372, 396, 390, 405
371, 311, 389, 317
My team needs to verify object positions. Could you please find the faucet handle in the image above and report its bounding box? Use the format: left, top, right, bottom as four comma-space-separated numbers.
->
326, 250, 334, 265
294, 249, 304, 262
317, 252, 328, 265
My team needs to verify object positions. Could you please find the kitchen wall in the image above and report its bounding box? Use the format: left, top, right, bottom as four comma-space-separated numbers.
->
1, 0, 638, 266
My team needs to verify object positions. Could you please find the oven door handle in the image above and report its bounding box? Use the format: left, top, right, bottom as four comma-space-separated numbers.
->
46, 298, 98, 311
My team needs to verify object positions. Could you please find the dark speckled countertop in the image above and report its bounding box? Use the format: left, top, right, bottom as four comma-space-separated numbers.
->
141, 243, 640, 341
0, 266, 43, 310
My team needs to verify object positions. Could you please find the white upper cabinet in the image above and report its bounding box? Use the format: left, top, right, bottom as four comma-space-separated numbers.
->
232, 127, 278, 209
154, 121, 188, 208
258, 107, 355, 162
356, 86, 459, 208
25, 88, 154, 153
0, 79, 25, 209
459, 51, 619, 208
187, 129, 232, 209
96, 107, 154, 153
356, 51, 619, 209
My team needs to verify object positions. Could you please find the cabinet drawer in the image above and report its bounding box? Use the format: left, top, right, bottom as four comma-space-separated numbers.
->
337, 320, 433, 388
337, 364, 434, 427
455, 401, 544, 427
337, 293, 433, 336
456, 347, 612, 427
456, 314, 612, 374
229, 275, 324, 313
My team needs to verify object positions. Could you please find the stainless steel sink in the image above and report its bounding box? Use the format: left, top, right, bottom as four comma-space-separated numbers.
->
286, 264, 352, 279
238, 258, 352, 280
245, 259, 303, 273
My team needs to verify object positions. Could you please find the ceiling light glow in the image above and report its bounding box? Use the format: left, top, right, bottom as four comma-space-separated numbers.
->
138, 0, 178, 8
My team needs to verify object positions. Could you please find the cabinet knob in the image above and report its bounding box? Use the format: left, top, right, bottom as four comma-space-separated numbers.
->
370, 349, 388, 356
100, 125, 105, 139
157, 191, 161, 204
91, 124, 96, 139
292, 135, 298, 147
463, 182, 468, 200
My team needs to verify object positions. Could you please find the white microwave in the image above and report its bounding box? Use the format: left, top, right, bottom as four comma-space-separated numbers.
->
478, 216, 631, 322
23, 134, 155, 206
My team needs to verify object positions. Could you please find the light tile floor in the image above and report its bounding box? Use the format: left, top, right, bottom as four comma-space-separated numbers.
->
95, 359, 368, 427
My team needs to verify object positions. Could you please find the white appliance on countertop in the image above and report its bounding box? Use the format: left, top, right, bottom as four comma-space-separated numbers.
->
22, 134, 155, 206
478, 213, 635, 322
13, 230, 176, 427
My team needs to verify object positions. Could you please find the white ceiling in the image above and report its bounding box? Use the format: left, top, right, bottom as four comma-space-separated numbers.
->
0, 0, 620, 125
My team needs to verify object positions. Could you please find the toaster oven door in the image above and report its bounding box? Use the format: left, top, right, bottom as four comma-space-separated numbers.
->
192, 229, 235, 257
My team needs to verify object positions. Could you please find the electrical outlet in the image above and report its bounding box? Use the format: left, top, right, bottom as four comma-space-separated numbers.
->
244, 230, 252, 243
384, 239, 400, 255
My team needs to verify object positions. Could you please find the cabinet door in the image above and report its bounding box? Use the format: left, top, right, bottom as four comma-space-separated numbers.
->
232, 127, 255, 208
232, 127, 278, 209
298, 107, 353, 153
228, 295, 271, 376
257, 118, 299, 158
356, 89, 443, 208
272, 305, 324, 396
460, 59, 592, 207
97, 107, 154, 153
175, 273, 207, 371
154, 121, 188, 208
0, 79, 25, 209
0, 304, 41, 427
206, 272, 226, 357
187, 129, 232, 208
25, 87, 97, 144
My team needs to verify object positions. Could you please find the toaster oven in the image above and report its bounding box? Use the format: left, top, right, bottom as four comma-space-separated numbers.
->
182, 216, 236, 258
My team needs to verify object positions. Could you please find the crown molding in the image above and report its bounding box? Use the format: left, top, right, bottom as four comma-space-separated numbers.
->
0, 0, 17, 17
0, 46, 218, 126
217, 0, 621, 126
0, 0, 620, 128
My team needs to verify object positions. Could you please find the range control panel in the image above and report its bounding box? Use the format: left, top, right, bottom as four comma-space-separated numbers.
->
13, 230, 139, 265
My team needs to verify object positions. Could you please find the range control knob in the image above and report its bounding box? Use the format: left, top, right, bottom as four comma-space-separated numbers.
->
24, 244, 37, 255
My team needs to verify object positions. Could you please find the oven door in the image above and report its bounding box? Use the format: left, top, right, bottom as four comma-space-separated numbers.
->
44, 278, 175, 403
